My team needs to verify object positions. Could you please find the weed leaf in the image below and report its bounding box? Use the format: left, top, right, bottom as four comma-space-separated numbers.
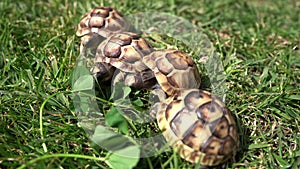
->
105, 106, 129, 134
73, 74, 93, 91
106, 145, 140, 169
91, 125, 140, 169
71, 66, 91, 88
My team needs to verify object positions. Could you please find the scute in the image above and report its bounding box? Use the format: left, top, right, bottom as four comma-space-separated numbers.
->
170, 108, 197, 138
110, 33, 132, 45
143, 50, 201, 95
184, 90, 209, 110
182, 120, 212, 150
156, 89, 239, 166
156, 57, 172, 75
220, 136, 236, 155
197, 102, 223, 123
211, 116, 229, 139
165, 52, 189, 70
103, 42, 121, 57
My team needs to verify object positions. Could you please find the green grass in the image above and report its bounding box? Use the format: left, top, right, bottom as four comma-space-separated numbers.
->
1, 0, 299, 168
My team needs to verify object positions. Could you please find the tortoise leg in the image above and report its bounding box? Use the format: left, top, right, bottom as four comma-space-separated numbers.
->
111, 69, 157, 90
136, 69, 157, 89
92, 62, 116, 82
79, 33, 115, 82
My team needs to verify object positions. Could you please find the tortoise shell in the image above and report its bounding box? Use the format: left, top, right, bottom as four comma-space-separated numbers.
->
156, 89, 239, 166
76, 6, 129, 38
95, 32, 153, 73
143, 50, 201, 96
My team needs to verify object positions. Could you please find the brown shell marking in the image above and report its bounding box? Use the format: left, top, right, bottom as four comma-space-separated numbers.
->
76, 6, 129, 38
156, 89, 239, 166
96, 32, 153, 73
143, 50, 201, 96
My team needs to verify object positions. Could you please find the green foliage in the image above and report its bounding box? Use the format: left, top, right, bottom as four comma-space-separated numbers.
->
105, 106, 129, 135
92, 125, 140, 169
71, 66, 93, 90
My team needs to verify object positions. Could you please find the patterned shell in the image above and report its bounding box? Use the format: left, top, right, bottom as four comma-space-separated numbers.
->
156, 89, 239, 166
76, 6, 129, 38
143, 50, 201, 96
95, 32, 153, 73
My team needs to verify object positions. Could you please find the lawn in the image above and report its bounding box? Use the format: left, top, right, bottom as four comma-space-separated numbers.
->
0, 0, 299, 168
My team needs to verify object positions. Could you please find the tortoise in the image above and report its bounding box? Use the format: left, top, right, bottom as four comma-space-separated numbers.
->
76, 7, 131, 55
76, 6, 130, 38
79, 31, 153, 83
91, 31, 154, 84
77, 8, 201, 93
155, 88, 239, 166
75, 6, 239, 167
110, 48, 201, 93
143, 49, 201, 96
